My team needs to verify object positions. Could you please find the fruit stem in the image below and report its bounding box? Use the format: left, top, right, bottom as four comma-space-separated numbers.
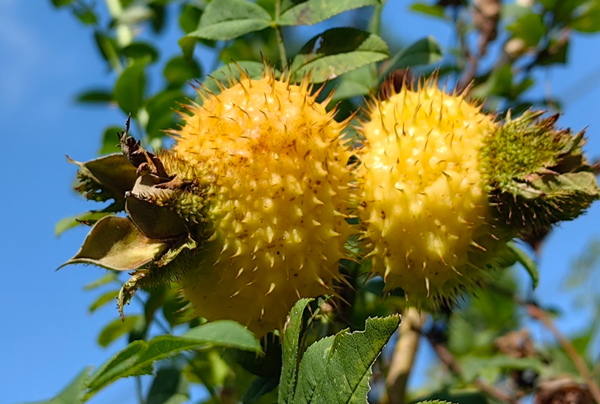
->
382, 307, 424, 404
274, 0, 288, 70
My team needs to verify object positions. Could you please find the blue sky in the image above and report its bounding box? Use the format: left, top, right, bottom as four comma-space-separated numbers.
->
2, 1, 600, 403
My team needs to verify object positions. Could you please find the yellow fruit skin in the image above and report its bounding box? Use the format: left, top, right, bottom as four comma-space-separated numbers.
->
358, 83, 497, 305
173, 71, 354, 336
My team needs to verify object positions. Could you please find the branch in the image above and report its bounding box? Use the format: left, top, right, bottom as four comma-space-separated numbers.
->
422, 328, 519, 404
527, 304, 600, 404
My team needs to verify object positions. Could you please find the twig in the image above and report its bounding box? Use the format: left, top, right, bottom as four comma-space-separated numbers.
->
274, 0, 287, 70
422, 328, 519, 404
527, 304, 600, 404
382, 308, 424, 404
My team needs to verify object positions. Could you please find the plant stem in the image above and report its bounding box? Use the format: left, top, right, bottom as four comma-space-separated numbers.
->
382, 307, 424, 404
274, 0, 287, 70
135, 376, 145, 404
527, 304, 600, 403
422, 327, 519, 404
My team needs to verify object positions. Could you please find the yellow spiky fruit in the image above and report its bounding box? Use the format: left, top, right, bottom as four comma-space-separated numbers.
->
358, 81, 500, 305
172, 69, 354, 336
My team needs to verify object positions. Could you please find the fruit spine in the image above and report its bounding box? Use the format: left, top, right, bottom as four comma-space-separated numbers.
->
357, 79, 599, 306
170, 68, 355, 335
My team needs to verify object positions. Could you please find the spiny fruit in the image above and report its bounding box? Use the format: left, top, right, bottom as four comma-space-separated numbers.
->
358, 81, 499, 305
358, 79, 599, 306
167, 68, 355, 336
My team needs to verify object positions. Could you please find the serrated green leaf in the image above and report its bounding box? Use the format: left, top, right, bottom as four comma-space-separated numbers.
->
98, 315, 143, 347
147, 367, 190, 404
507, 241, 538, 289
122, 42, 159, 63
201, 61, 266, 96
27, 367, 92, 404
87, 321, 262, 398
380, 36, 442, 82
114, 61, 146, 114
183, 320, 262, 353
188, 0, 272, 41
55, 210, 114, 237
279, 298, 313, 404
279, 0, 379, 26
89, 289, 120, 313
242, 377, 279, 404
76, 89, 113, 104
290, 28, 388, 83
58, 216, 168, 271
292, 315, 400, 404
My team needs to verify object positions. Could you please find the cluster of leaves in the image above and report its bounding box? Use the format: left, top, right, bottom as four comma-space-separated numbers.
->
46, 0, 600, 404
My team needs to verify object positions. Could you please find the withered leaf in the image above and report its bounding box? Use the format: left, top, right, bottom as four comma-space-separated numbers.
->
126, 195, 189, 240
68, 154, 138, 202
58, 216, 168, 271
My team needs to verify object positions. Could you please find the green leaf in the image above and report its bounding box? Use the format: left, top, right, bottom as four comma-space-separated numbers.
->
460, 355, 546, 384
122, 42, 159, 63
58, 216, 168, 271
380, 36, 442, 82
409, 3, 446, 19
84, 272, 119, 291
290, 28, 388, 83
178, 36, 197, 61
279, 0, 380, 26
179, 4, 203, 33
93, 31, 120, 71
332, 65, 376, 102
76, 89, 114, 104
569, 2, 600, 32
99, 126, 124, 155
147, 366, 190, 404
28, 367, 92, 404
242, 377, 279, 404
89, 289, 120, 313
292, 315, 400, 404
508, 13, 545, 46
114, 61, 147, 114
279, 298, 313, 404
55, 210, 114, 237
51, 0, 73, 7
87, 321, 262, 397
146, 90, 187, 139
507, 241, 538, 289
98, 315, 143, 348
183, 320, 262, 353
164, 56, 202, 88
188, 0, 272, 41
202, 61, 266, 96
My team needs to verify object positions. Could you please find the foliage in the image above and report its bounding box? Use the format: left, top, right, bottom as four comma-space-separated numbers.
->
43, 1, 600, 404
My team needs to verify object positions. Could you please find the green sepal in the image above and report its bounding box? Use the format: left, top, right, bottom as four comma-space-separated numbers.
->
482, 110, 600, 238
